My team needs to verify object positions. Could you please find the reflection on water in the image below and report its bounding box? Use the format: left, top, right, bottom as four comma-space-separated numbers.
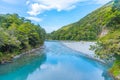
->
0, 50, 46, 80
0, 41, 113, 80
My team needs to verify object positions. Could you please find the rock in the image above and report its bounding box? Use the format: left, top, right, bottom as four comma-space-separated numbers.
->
116, 75, 120, 80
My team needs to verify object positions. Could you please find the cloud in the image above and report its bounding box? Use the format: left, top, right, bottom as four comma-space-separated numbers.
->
27, 0, 86, 16
26, 0, 31, 5
93, 0, 111, 4
26, 16, 42, 22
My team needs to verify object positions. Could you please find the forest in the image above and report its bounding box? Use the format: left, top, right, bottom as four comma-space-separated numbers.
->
92, 0, 120, 79
49, 0, 118, 41
49, 0, 120, 79
0, 14, 46, 63
0, 0, 120, 79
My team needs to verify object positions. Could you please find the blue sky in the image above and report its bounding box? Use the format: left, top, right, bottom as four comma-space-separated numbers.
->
0, 0, 111, 33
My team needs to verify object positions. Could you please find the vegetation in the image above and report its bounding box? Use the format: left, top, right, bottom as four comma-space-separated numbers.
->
90, 0, 120, 79
49, 0, 120, 79
0, 0, 120, 79
49, 1, 114, 41
92, 25, 120, 79
0, 14, 46, 63
109, 59, 120, 79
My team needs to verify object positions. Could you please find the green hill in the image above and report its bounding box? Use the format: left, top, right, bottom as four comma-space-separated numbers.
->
50, 0, 119, 41
50, 0, 120, 79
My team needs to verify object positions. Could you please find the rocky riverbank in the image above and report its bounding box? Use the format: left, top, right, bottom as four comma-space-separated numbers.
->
61, 41, 105, 63
62, 41, 118, 80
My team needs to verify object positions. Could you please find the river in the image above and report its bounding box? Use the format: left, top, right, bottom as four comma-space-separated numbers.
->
0, 41, 114, 80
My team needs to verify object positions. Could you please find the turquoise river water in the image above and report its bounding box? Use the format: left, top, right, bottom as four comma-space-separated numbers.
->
0, 41, 114, 80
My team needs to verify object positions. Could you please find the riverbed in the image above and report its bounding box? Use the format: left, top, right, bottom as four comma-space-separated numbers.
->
0, 41, 114, 80
62, 41, 95, 57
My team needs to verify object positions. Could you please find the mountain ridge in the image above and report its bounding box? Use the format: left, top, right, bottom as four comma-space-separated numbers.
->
48, 1, 120, 78
49, 0, 116, 41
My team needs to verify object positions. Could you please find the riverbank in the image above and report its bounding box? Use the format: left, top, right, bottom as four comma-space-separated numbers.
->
0, 46, 45, 64
61, 41, 117, 80
109, 60, 120, 80
61, 41, 105, 63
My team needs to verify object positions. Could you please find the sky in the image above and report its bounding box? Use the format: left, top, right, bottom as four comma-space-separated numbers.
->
0, 0, 111, 33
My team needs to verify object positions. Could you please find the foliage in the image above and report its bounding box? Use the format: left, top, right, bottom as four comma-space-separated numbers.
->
91, 29, 120, 77
90, 0, 120, 78
109, 59, 120, 78
0, 14, 46, 61
49, 1, 115, 41
91, 0, 120, 59
48, 0, 120, 78
91, 30, 120, 59
112, 0, 120, 11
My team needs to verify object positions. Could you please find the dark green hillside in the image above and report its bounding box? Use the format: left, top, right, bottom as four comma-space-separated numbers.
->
0, 14, 46, 63
50, 0, 118, 41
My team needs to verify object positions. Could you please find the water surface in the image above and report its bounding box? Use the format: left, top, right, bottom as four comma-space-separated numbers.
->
0, 41, 113, 80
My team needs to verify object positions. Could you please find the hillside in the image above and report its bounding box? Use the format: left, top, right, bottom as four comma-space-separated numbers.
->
0, 14, 46, 63
50, 0, 119, 41
50, 0, 120, 79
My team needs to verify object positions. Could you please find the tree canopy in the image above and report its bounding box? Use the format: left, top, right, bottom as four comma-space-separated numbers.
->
0, 14, 46, 62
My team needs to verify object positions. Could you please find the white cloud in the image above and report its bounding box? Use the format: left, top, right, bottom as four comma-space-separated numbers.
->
26, 16, 42, 22
27, 0, 86, 16
26, 0, 30, 5
94, 0, 111, 4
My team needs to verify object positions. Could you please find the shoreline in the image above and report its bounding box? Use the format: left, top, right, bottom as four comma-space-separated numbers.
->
61, 41, 116, 80
0, 46, 45, 64
61, 41, 105, 64
13, 46, 45, 59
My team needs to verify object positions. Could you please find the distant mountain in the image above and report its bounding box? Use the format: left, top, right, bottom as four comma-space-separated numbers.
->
50, 0, 120, 41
